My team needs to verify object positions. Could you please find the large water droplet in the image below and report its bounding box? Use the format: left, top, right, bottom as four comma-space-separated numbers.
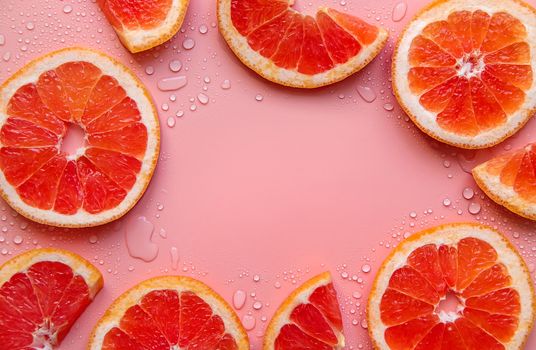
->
462, 187, 474, 200
392, 2, 407, 22
125, 216, 159, 262
145, 66, 155, 75
169, 59, 182, 72
357, 85, 376, 103
167, 117, 176, 128
468, 202, 481, 215
182, 38, 195, 50
63, 5, 73, 14
199, 25, 208, 34
233, 290, 247, 310
157, 76, 188, 91
197, 93, 209, 105
13, 235, 23, 245
242, 315, 256, 330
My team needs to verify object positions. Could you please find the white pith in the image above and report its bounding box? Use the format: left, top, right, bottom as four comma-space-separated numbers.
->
473, 145, 536, 220
0, 48, 160, 227
88, 276, 249, 350
217, 0, 389, 88
393, 0, 536, 148
368, 223, 535, 350
263, 272, 345, 350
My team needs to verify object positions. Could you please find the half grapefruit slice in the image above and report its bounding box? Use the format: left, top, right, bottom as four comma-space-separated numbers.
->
88, 276, 249, 350
0, 47, 159, 227
218, 0, 388, 88
263, 272, 345, 349
97, 0, 190, 53
368, 223, 535, 350
0, 248, 103, 349
473, 142, 536, 220
392, 0, 536, 148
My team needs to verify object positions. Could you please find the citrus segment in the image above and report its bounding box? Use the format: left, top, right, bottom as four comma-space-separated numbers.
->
0, 248, 103, 349
263, 272, 344, 349
0, 47, 159, 227
368, 223, 535, 350
393, 0, 536, 148
473, 142, 536, 220
218, 0, 388, 88
89, 276, 249, 350
97, 0, 190, 53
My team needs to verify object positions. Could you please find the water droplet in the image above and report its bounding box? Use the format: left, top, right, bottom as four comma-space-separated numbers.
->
253, 274, 260, 282
3, 52, 11, 62
528, 263, 535, 273
1, 248, 8, 255
361, 319, 368, 329
167, 117, 176, 128
63, 5, 73, 14
190, 104, 197, 111
157, 76, 188, 91
383, 103, 394, 111
197, 93, 209, 105
392, 2, 407, 22
357, 85, 376, 103
242, 315, 256, 330
169, 59, 182, 72
176, 110, 184, 117
125, 216, 159, 262
161, 103, 169, 111
233, 290, 247, 310
182, 38, 195, 50
26, 22, 34, 30
513, 232, 520, 239
156, 204, 164, 211
274, 281, 281, 289
0, 35, 5, 46
169, 94, 177, 102
204, 76, 211, 84
145, 66, 155, 75
443, 198, 451, 207
443, 160, 451, 168
89, 235, 98, 244
170, 246, 179, 270
341, 271, 349, 279
221, 79, 231, 90
255, 94, 264, 102
13, 235, 23, 245
352, 319, 359, 326
353, 291, 362, 299
468, 202, 481, 215
199, 25, 208, 34
462, 187, 474, 200
253, 301, 263, 310
409, 211, 417, 218
361, 264, 371, 273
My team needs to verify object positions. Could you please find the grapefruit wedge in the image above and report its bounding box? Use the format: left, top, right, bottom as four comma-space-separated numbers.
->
392, 0, 536, 148
218, 0, 388, 88
0, 248, 103, 349
0, 47, 159, 227
88, 276, 249, 350
263, 272, 345, 349
368, 223, 535, 350
473, 142, 536, 220
97, 0, 190, 53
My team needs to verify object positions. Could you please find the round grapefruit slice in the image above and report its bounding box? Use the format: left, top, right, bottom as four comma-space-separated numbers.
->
88, 276, 249, 350
392, 0, 536, 148
0, 248, 103, 348
217, 0, 388, 88
368, 223, 535, 350
0, 47, 159, 227
97, 0, 190, 53
473, 142, 536, 220
263, 272, 345, 349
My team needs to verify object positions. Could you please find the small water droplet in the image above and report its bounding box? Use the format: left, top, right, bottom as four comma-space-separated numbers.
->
392, 2, 407, 22
199, 25, 208, 34
513, 232, 520, 239
1, 248, 8, 255
253, 301, 263, 310
233, 290, 247, 310
190, 104, 197, 111
274, 281, 281, 289
463, 187, 474, 200
161, 103, 169, 111
182, 38, 195, 50
167, 117, 176, 128
253, 274, 260, 282
63, 5, 73, 14
197, 93, 209, 105
13, 235, 23, 245
3, 52, 11, 62
169, 59, 182, 72
145, 66, 155, 75
89, 235, 98, 244
242, 315, 256, 330
204, 76, 211, 84
383, 103, 394, 111
170, 246, 179, 270
176, 110, 184, 117
409, 211, 417, 218
361, 319, 368, 329
361, 264, 371, 273
443, 198, 451, 207
0, 35, 5, 46
443, 160, 451, 168
26, 22, 34, 30
157, 76, 188, 91
255, 94, 264, 102
221, 79, 231, 90
357, 85, 376, 103
468, 202, 481, 215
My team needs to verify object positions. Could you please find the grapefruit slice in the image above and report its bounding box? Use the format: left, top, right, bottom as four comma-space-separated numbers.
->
263, 272, 345, 349
473, 142, 536, 220
0, 47, 159, 227
0, 248, 103, 348
88, 276, 249, 350
97, 0, 190, 53
368, 223, 535, 350
392, 0, 536, 148
217, 0, 388, 88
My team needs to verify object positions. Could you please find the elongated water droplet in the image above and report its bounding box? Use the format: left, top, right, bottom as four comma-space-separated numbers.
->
170, 247, 179, 270
197, 93, 209, 105
392, 2, 407, 22
157, 76, 188, 91
233, 290, 247, 310
0, 34, 5, 46
125, 216, 159, 262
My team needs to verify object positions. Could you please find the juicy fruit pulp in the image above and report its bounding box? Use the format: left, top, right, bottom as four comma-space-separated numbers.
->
0, 261, 92, 349
101, 289, 239, 349
97, 0, 172, 31
481, 143, 536, 203
0, 61, 147, 215
274, 282, 343, 349
408, 10, 532, 136
380, 237, 520, 349
231, 0, 381, 75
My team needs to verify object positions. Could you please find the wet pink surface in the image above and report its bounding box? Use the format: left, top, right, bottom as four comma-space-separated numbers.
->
1, 0, 536, 349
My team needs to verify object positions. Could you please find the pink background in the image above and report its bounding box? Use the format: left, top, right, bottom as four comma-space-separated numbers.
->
1, 0, 536, 349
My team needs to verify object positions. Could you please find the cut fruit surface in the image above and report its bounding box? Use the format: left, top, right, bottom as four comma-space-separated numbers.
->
217, 0, 388, 88
368, 223, 535, 350
97, 0, 190, 53
263, 272, 345, 349
88, 276, 249, 350
0, 47, 159, 227
473, 142, 536, 220
393, 0, 536, 148
0, 248, 103, 349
